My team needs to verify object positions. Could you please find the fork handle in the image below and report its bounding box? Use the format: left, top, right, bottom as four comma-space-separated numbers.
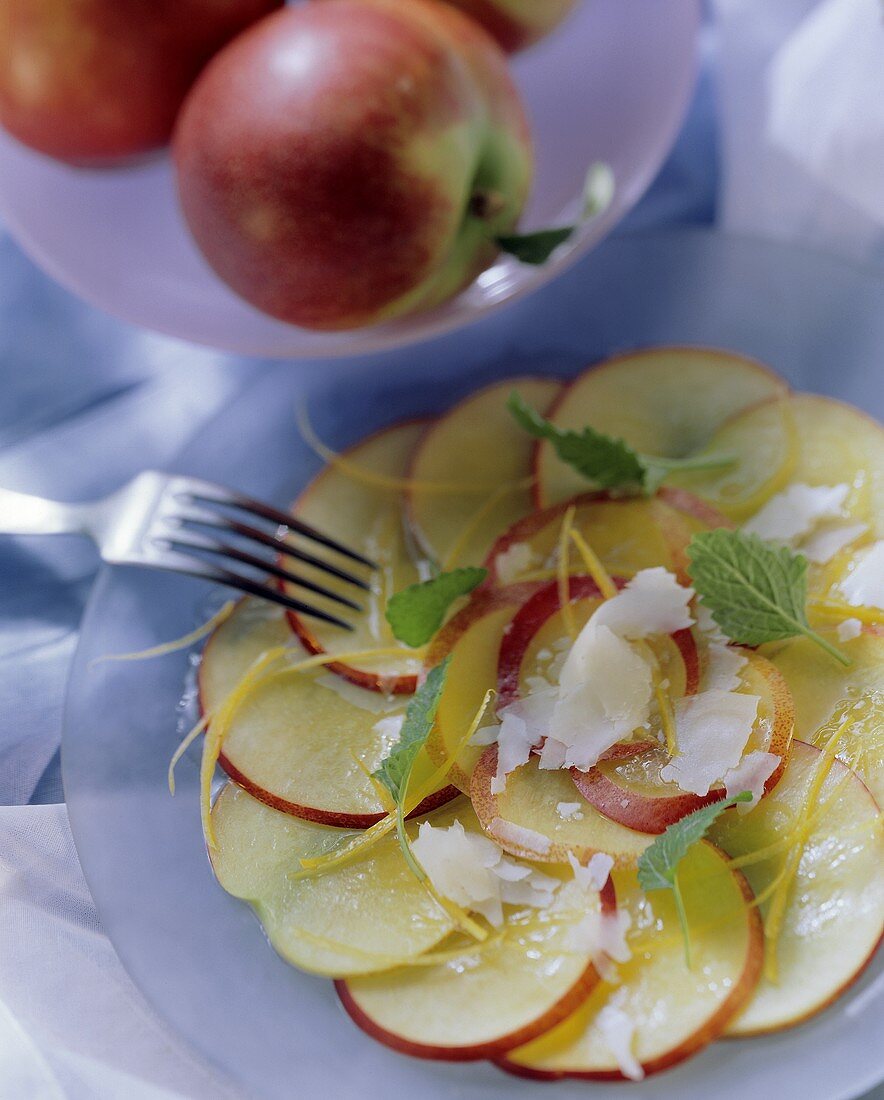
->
0, 486, 95, 537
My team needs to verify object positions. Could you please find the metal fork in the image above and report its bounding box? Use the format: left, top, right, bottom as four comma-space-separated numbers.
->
0, 472, 375, 629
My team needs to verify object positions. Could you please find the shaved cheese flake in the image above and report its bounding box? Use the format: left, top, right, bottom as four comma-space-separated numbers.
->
469, 722, 501, 747
489, 816, 553, 856
836, 617, 863, 642
567, 850, 613, 891
694, 602, 727, 641
592, 567, 694, 638
703, 642, 748, 692
660, 690, 760, 796
537, 736, 568, 770
491, 691, 556, 794
801, 521, 867, 564
743, 482, 849, 541
840, 540, 884, 609
556, 801, 584, 821
412, 820, 557, 926
371, 714, 404, 753
722, 750, 780, 810
595, 1003, 644, 1081
494, 542, 536, 585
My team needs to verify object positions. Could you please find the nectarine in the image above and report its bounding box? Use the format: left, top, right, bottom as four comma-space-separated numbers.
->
0, 0, 282, 164
174, 0, 533, 330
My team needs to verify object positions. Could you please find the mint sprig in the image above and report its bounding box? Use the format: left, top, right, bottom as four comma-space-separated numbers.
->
508, 391, 734, 495
372, 658, 450, 881
386, 568, 486, 647
494, 162, 615, 265
637, 792, 753, 966
687, 529, 850, 666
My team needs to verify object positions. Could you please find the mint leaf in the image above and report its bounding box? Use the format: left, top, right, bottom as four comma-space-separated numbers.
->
372, 657, 450, 803
508, 392, 735, 496
687, 529, 850, 666
386, 568, 487, 647
495, 162, 615, 266
637, 791, 753, 966
509, 391, 649, 492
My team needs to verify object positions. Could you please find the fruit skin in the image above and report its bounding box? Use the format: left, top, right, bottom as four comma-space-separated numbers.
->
0, 0, 282, 164
174, 0, 533, 331
439, 0, 577, 52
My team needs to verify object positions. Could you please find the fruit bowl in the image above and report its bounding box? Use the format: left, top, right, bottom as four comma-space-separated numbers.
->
0, 0, 699, 358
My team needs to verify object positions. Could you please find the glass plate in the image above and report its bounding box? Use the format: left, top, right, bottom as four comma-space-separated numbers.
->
63, 229, 884, 1100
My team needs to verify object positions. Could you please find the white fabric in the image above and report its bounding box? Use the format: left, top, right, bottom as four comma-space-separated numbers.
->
0, 805, 244, 1100
714, 0, 884, 269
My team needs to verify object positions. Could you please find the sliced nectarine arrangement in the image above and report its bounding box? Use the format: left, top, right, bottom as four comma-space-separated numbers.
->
184, 347, 882, 1083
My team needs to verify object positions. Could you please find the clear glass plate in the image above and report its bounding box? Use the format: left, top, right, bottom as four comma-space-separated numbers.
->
63, 229, 884, 1099
0, 0, 699, 358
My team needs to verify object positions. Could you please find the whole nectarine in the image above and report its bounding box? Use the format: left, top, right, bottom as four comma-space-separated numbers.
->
0, 0, 283, 165
173, 0, 533, 331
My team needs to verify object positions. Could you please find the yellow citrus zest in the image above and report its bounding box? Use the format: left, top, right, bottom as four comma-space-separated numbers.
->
569, 526, 618, 600
297, 405, 523, 495
91, 599, 236, 666
168, 712, 210, 795
557, 504, 578, 639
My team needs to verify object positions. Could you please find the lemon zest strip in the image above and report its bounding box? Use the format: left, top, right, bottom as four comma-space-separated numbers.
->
91, 599, 236, 667
557, 504, 578, 640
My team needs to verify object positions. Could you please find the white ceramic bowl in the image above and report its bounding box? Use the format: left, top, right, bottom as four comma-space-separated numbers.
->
0, 0, 699, 357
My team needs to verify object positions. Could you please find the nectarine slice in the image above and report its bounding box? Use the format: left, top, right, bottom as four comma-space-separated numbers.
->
670, 392, 884, 526
407, 376, 561, 568
573, 650, 794, 833
471, 748, 655, 867
535, 347, 788, 507
284, 421, 427, 694
336, 873, 603, 1060
710, 740, 884, 1035
768, 633, 883, 804
484, 493, 704, 588
424, 584, 537, 792
500, 842, 763, 1079
210, 785, 466, 976
200, 600, 454, 826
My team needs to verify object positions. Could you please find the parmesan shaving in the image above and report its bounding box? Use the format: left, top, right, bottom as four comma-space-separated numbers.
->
660, 690, 760, 796
841, 540, 884, 609
494, 542, 536, 585
801, 521, 867, 564
489, 816, 552, 856
703, 642, 748, 692
567, 850, 613, 891
595, 1003, 644, 1081
411, 820, 559, 927
836, 617, 863, 642
722, 750, 780, 810
592, 567, 694, 638
556, 802, 584, 821
743, 482, 849, 541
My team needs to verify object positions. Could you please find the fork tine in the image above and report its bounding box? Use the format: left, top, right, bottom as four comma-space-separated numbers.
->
165, 534, 363, 613
186, 488, 377, 569
155, 556, 354, 630
180, 514, 372, 591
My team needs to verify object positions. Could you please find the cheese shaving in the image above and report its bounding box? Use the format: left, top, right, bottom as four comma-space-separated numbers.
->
556, 802, 584, 821
660, 690, 760, 796
592, 567, 694, 638
494, 542, 536, 585
489, 816, 552, 856
840, 540, 884, 609
836, 617, 863, 642
567, 850, 613, 891
491, 691, 556, 794
801, 521, 867, 564
595, 1003, 644, 1081
703, 642, 748, 692
722, 750, 780, 810
743, 482, 849, 541
412, 820, 558, 927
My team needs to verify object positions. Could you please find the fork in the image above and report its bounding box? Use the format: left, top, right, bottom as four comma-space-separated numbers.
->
0, 471, 375, 630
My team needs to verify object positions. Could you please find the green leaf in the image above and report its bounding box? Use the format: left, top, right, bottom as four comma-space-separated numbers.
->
495, 227, 574, 265
508, 391, 649, 492
494, 162, 615, 265
372, 657, 450, 804
637, 792, 753, 893
508, 392, 736, 496
687, 529, 851, 666
386, 568, 487, 647
637, 791, 753, 967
